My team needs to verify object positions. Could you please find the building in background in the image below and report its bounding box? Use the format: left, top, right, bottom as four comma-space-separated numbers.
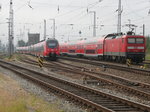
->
28, 33, 40, 45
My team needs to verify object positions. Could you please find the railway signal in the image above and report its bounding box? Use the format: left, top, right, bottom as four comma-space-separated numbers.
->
126, 59, 131, 67
38, 56, 43, 68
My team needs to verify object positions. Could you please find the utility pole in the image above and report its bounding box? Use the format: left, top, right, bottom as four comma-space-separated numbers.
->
8, 0, 14, 57
0, 4, 2, 11
50, 19, 55, 38
117, 0, 122, 34
44, 19, 46, 40
89, 11, 96, 37
143, 24, 145, 36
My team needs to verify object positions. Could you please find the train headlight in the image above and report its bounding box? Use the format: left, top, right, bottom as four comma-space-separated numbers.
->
127, 46, 134, 49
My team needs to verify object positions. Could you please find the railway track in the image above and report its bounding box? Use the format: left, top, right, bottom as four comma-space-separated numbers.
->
0, 53, 6, 59
0, 59, 150, 112
143, 61, 150, 66
59, 57, 150, 76
19, 57, 150, 100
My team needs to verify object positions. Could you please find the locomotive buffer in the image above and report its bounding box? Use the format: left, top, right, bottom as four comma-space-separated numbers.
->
38, 56, 44, 68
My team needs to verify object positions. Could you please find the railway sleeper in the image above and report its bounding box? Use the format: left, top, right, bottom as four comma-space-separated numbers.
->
86, 79, 100, 84
101, 103, 128, 106
108, 107, 140, 111
94, 101, 121, 104
0, 60, 149, 112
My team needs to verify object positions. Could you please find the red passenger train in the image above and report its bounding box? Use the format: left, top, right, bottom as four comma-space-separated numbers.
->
16, 38, 60, 60
60, 32, 146, 63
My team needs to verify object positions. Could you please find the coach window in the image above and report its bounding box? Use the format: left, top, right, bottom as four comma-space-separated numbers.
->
128, 38, 135, 44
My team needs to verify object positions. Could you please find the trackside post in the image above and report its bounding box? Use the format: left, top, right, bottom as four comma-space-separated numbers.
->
37, 56, 43, 68
126, 59, 131, 67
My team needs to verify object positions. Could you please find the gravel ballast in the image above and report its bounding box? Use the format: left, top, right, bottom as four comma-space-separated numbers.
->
0, 65, 87, 112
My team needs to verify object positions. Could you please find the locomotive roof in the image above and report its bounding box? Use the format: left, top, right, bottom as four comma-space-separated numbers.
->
63, 36, 105, 45
59, 32, 145, 45
46, 38, 58, 41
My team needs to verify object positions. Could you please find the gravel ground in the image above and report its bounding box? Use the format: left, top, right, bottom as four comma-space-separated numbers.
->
56, 59, 150, 106
19, 57, 150, 106
3, 56, 150, 108
58, 59, 150, 84
88, 84, 150, 106
0, 62, 87, 112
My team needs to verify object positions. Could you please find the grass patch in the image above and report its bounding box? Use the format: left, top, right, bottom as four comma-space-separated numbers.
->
146, 48, 150, 60
146, 46, 150, 60
0, 94, 63, 112
0, 75, 2, 80
3, 53, 22, 61
0, 99, 28, 112
27, 95, 62, 112
0, 73, 63, 112
146, 54, 150, 60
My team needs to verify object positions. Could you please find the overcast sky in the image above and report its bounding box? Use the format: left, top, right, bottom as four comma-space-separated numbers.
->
0, 0, 150, 45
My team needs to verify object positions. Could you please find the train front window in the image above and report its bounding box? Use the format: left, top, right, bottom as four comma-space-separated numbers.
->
47, 40, 58, 48
128, 38, 135, 44
136, 38, 144, 44
128, 38, 144, 44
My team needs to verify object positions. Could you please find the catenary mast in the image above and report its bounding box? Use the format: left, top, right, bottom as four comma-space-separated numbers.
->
8, 0, 14, 57
117, 0, 122, 33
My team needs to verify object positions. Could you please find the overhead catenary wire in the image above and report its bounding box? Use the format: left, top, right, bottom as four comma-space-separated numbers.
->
56, 0, 150, 38
1, 0, 150, 43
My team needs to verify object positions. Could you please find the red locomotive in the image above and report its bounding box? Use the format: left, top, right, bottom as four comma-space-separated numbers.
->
17, 38, 60, 60
60, 32, 146, 63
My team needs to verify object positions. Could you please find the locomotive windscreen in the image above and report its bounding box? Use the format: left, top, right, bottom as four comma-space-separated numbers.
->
128, 38, 144, 44
47, 40, 58, 48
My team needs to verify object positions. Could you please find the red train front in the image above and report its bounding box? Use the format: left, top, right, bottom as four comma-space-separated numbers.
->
125, 34, 145, 63
44, 38, 60, 60
103, 32, 145, 63
16, 38, 60, 61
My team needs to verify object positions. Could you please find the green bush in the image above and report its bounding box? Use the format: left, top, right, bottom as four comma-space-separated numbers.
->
146, 36, 150, 60
146, 37, 150, 52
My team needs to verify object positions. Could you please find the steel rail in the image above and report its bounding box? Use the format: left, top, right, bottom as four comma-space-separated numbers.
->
59, 57, 150, 76
20, 58, 150, 100
0, 60, 150, 112
0, 61, 150, 112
